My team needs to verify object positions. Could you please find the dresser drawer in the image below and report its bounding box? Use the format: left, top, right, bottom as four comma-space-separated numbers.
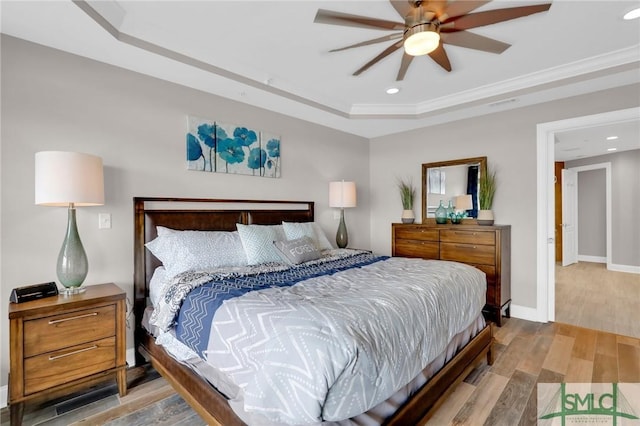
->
440, 229, 495, 245
24, 336, 117, 395
472, 264, 496, 284
440, 242, 496, 265
394, 239, 439, 259
24, 304, 116, 357
394, 227, 439, 241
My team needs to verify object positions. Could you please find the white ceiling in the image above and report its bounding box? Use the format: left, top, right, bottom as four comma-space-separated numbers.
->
2, 0, 639, 151
555, 119, 640, 161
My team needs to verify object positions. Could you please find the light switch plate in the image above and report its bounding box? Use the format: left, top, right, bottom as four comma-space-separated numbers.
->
98, 213, 112, 229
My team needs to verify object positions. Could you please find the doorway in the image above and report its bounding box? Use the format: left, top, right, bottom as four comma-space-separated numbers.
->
535, 107, 639, 323
556, 163, 612, 267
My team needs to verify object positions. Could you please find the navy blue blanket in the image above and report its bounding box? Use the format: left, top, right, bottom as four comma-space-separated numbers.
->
175, 252, 387, 357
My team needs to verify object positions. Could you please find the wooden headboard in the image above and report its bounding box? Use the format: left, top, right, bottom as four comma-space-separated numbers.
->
133, 197, 314, 345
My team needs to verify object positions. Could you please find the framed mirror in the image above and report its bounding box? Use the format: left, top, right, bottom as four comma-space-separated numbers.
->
421, 156, 487, 223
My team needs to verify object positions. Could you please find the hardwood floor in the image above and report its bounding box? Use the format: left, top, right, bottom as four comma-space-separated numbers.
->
555, 261, 640, 339
427, 318, 640, 425
2, 318, 639, 425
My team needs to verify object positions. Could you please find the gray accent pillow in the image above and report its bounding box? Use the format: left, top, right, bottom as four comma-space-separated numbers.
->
273, 237, 322, 265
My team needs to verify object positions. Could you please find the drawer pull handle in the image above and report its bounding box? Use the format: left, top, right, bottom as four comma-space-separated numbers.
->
49, 345, 97, 361
49, 312, 98, 324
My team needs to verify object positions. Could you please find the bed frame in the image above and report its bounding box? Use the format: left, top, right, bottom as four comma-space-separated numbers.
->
133, 197, 493, 425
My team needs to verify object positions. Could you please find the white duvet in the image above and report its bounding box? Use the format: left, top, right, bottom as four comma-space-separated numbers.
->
203, 257, 486, 424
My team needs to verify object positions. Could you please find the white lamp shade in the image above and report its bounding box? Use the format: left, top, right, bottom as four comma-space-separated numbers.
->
455, 194, 473, 211
35, 151, 105, 206
329, 181, 356, 208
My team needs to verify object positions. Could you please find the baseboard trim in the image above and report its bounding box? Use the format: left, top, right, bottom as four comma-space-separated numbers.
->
0, 348, 137, 410
127, 347, 136, 368
577, 255, 606, 263
509, 304, 543, 322
0, 385, 6, 409
609, 263, 640, 274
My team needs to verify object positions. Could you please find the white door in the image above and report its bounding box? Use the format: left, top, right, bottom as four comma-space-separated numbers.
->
561, 168, 578, 266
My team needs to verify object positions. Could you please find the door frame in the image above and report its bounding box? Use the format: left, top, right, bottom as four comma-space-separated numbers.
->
536, 107, 638, 322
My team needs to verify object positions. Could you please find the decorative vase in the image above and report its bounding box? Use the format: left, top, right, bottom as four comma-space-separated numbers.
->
447, 200, 454, 220
401, 209, 415, 224
477, 209, 494, 226
435, 201, 447, 224
336, 208, 348, 248
57, 207, 88, 292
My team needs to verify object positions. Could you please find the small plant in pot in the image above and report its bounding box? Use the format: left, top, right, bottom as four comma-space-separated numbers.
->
478, 166, 496, 226
398, 178, 416, 224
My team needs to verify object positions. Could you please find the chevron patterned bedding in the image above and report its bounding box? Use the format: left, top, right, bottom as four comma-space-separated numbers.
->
150, 250, 486, 425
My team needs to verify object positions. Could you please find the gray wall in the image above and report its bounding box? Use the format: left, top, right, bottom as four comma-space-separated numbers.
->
567, 149, 640, 266
2, 34, 640, 391
577, 169, 606, 259
369, 86, 640, 312
0, 36, 370, 388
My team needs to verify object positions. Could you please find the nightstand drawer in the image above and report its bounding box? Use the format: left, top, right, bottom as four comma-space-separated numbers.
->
24, 304, 116, 357
440, 229, 495, 245
24, 336, 117, 395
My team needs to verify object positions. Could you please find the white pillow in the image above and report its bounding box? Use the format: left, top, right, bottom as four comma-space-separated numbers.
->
149, 266, 168, 307
145, 226, 248, 277
282, 221, 334, 250
236, 224, 286, 265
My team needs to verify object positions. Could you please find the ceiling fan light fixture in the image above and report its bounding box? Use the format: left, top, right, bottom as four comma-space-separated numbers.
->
623, 7, 640, 20
404, 23, 440, 56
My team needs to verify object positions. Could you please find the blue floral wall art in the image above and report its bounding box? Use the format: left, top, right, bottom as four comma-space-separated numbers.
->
186, 116, 281, 178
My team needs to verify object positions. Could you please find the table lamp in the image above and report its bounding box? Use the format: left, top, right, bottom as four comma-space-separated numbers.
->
329, 181, 356, 248
451, 194, 473, 224
35, 151, 104, 293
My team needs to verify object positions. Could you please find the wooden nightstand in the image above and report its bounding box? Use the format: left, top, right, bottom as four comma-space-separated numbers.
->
8, 283, 127, 426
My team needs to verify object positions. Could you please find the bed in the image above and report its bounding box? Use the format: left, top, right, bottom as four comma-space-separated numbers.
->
133, 197, 493, 425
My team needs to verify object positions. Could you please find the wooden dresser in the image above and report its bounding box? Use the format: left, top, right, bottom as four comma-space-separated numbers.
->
392, 223, 511, 326
8, 283, 127, 426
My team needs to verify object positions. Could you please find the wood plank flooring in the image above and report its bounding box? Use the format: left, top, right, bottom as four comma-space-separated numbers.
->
426, 318, 640, 425
555, 261, 640, 338
2, 318, 639, 425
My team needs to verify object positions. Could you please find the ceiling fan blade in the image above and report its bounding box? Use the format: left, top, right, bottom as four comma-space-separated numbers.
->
442, 4, 551, 30
396, 53, 415, 81
354, 41, 403, 76
314, 9, 404, 31
428, 44, 452, 72
441, 31, 510, 54
439, 1, 491, 22
389, 0, 413, 19
330, 33, 403, 52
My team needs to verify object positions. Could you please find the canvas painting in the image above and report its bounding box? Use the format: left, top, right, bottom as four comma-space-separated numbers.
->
186, 116, 281, 178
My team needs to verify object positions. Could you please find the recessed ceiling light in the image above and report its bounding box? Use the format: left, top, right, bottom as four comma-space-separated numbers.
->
386, 87, 400, 95
623, 7, 640, 20
607, 148, 617, 152
606, 135, 618, 140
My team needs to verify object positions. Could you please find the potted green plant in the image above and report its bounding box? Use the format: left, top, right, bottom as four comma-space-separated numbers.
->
398, 178, 416, 224
478, 166, 497, 225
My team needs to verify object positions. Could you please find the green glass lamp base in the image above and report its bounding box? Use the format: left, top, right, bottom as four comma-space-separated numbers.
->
336, 209, 348, 249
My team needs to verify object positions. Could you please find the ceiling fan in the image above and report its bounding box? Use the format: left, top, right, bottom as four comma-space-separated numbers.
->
314, 0, 552, 80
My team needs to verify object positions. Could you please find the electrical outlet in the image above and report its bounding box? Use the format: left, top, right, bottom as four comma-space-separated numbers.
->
98, 213, 112, 229
333, 210, 341, 220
